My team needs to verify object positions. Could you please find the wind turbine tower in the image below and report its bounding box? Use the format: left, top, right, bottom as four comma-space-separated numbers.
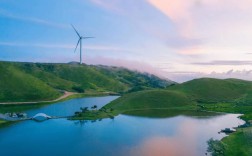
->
71, 25, 94, 64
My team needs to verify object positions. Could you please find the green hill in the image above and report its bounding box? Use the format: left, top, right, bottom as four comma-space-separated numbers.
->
17, 63, 128, 93
169, 78, 252, 105
72, 89, 196, 120
94, 78, 252, 118
103, 90, 194, 114
72, 77, 252, 156
93, 65, 174, 92
105, 78, 252, 108
0, 61, 174, 102
0, 62, 61, 102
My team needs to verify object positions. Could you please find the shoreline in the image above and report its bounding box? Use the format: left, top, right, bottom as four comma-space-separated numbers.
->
0, 93, 118, 126
0, 91, 76, 105
0, 91, 116, 105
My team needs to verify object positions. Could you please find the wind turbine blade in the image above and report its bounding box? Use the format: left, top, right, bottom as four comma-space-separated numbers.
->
71, 24, 81, 38
74, 39, 80, 53
83, 37, 95, 39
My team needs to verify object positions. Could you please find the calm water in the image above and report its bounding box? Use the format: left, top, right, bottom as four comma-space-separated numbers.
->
0, 96, 245, 156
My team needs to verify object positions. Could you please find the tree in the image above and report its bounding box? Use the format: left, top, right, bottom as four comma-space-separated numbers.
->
91, 105, 98, 110
80, 107, 88, 112
207, 138, 225, 156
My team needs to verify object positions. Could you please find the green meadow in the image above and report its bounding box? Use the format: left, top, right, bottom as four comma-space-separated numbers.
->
75, 78, 252, 156
0, 61, 174, 103
1, 62, 252, 155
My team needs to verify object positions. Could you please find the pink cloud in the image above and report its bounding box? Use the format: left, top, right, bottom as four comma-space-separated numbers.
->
167, 69, 252, 83
90, 0, 124, 13
130, 120, 198, 156
148, 0, 195, 38
89, 0, 203, 52
86, 56, 167, 78
148, 0, 252, 36
148, 0, 252, 55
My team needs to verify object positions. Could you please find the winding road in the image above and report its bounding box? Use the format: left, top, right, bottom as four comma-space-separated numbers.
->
0, 91, 76, 105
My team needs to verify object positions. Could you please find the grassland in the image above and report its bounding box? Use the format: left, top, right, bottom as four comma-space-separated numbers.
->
169, 78, 252, 104
0, 120, 6, 124
169, 78, 252, 156
74, 78, 252, 155
0, 61, 173, 103
199, 103, 252, 156
75, 78, 252, 120
221, 127, 252, 155
1, 61, 251, 156
103, 90, 196, 115
0, 62, 61, 102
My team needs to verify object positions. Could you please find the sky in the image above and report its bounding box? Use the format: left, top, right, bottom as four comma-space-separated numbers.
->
1, 0, 252, 82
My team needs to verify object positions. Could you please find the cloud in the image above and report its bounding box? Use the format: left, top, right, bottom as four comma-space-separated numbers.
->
164, 71, 204, 83
85, 56, 167, 78
90, 0, 123, 13
147, 0, 252, 55
147, 0, 197, 38
165, 37, 202, 49
0, 41, 135, 52
147, 0, 252, 36
206, 70, 252, 82
0, 41, 73, 49
167, 69, 252, 83
0, 9, 69, 28
192, 60, 252, 66
89, 0, 204, 54
130, 120, 198, 156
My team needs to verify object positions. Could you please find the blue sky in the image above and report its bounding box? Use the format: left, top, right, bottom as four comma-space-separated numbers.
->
1, 0, 252, 82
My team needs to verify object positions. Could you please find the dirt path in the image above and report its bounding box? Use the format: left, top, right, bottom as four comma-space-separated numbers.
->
0, 91, 77, 105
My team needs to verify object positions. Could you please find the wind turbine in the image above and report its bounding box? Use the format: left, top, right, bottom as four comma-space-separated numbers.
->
71, 24, 94, 64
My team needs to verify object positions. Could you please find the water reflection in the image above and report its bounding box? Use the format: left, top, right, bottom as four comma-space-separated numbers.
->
0, 96, 245, 156
74, 120, 88, 127
128, 114, 244, 156
26, 96, 119, 117
129, 120, 198, 156
131, 137, 195, 156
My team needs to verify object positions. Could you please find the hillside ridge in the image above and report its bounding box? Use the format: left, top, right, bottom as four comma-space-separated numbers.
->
0, 61, 174, 102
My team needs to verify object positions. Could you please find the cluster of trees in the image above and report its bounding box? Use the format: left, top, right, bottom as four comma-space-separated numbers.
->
75, 105, 98, 115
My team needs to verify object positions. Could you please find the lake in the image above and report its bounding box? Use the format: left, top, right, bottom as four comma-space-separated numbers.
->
0, 96, 245, 156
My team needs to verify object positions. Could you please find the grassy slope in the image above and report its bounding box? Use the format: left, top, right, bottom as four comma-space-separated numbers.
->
170, 78, 252, 156
19, 63, 174, 93
16, 63, 128, 92
17, 63, 78, 91
221, 127, 252, 156
105, 90, 193, 111
0, 62, 61, 102
96, 90, 196, 119
17, 62, 174, 92
94, 65, 175, 92
101, 78, 252, 115
50, 64, 128, 92
169, 78, 252, 104
100, 78, 252, 156
75, 78, 252, 120
0, 120, 6, 124
72, 90, 195, 120
199, 103, 252, 155
0, 61, 173, 102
